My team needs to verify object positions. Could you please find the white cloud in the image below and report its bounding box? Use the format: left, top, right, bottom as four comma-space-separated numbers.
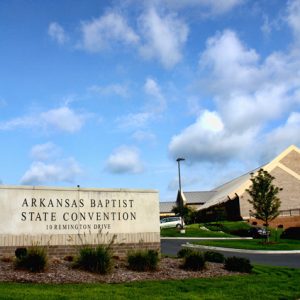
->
263, 112, 300, 160
48, 22, 68, 45
21, 158, 82, 185
80, 12, 139, 52
198, 29, 300, 133
199, 30, 261, 94
287, 0, 300, 40
0, 106, 88, 133
132, 130, 156, 143
170, 26, 300, 166
21, 143, 82, 185
139, 8, 188, 68
117, 78, 167, 130
169, 110, 256, 163
144, 77, 166, 112
88, 83, 129, 98
30, 142, 61, 161
40, 107, 86, 133
105, 146, 144, 174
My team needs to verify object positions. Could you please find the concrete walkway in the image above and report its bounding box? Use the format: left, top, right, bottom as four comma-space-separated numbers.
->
161, 237, 253, 240
183, 242, 300, 254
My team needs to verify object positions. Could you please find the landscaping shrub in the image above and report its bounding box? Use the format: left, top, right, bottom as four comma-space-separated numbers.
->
229, 229, 251, 237
204, 251, 225, 263
63, 255, 74, 262
74, 245, 112, 274
15, 247, 27, 259
15, 245, 48, 272
183, 251, 205, 271
127, 249, 159, 272
224, 256, 253, 273
177, 248, 193, 258
280, 227, 300, 240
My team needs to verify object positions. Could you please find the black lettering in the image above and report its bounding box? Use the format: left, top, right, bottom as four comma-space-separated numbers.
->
22, 199, 29, 207
79, 199, 84, 207
31, 198, 37, 207
51, 212, 56, 221
63, 212, 69, 221
21, 212, 26, 221
40, 198, 46, 207
130, 212, 136, 220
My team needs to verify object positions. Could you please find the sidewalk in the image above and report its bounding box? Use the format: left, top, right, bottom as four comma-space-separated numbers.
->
161, 237, 253, 240
183, 242, 300, 254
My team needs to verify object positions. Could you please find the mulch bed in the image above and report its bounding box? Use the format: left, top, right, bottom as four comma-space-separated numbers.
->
0, 257, 241, 284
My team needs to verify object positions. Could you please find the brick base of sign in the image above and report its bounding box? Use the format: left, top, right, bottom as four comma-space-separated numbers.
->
0, 242, 161, 259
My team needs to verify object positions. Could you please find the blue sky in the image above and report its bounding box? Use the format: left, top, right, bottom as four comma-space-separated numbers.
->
1, 0, 300, 201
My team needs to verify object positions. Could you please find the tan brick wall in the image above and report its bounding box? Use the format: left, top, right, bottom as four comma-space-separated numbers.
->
0, 242, 161, 259
239, 166, 300, 218
280, 150, 300, 175
271, 167, 300, 210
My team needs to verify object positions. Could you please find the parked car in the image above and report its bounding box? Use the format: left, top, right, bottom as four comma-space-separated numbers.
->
160, 216, 185, 229
248, 227, 270, 239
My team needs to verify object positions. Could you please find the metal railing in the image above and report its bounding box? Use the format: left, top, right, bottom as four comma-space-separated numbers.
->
278, 208, 300, 217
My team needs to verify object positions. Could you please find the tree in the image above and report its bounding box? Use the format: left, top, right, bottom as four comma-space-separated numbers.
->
172, 204, 196, 225
246, 168, 282, 241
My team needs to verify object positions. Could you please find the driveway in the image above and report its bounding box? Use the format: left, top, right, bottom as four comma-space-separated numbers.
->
161, 238, 300, 268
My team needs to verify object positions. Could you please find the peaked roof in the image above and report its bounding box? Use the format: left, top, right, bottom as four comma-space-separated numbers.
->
183, 191, 217, 204
159, 201, 176, 213
195, 145, 300, 211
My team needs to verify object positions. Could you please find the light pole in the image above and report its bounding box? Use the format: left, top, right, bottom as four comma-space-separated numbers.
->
176, 157, 185, 191
176, 157, 185, 229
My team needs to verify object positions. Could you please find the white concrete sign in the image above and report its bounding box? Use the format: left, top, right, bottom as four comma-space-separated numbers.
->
0, 185, 160, 247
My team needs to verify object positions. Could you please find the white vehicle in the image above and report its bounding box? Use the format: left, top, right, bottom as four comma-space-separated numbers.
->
160, 216, 185, 229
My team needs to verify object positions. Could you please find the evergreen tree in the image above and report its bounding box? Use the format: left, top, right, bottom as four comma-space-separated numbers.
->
246, 168, 282, 241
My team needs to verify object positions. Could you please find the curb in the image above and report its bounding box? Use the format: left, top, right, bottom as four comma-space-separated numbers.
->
161, 237, 253, 240
183, 243, 300, 254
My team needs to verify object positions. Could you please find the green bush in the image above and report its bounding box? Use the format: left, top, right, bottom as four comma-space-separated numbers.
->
204, 251, 225, 263
224, 256, 253, 273
15, 246, 48, 272
15, 247, 27, 259
127, 249, 159, 272
74, 245, 112, 274
177, 248, 193, 258
183, 251, 205, 271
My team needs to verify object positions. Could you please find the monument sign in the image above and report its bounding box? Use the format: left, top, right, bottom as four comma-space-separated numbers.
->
0, 185, 160, 257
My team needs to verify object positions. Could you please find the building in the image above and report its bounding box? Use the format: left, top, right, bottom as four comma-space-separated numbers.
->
161, 145, 300, 227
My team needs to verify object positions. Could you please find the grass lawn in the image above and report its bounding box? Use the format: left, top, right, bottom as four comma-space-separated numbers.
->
0, 265, 299, 299
161, 221, 252, 238
193, 238, 300, 250
160, 223, 233, 238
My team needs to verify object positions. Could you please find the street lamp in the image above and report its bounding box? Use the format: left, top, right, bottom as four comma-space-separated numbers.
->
176, 157, 185, 191
176, 157, 185, 230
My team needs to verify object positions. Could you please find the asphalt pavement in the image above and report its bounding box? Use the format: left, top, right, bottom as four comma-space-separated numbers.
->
161, 238, 300, 268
